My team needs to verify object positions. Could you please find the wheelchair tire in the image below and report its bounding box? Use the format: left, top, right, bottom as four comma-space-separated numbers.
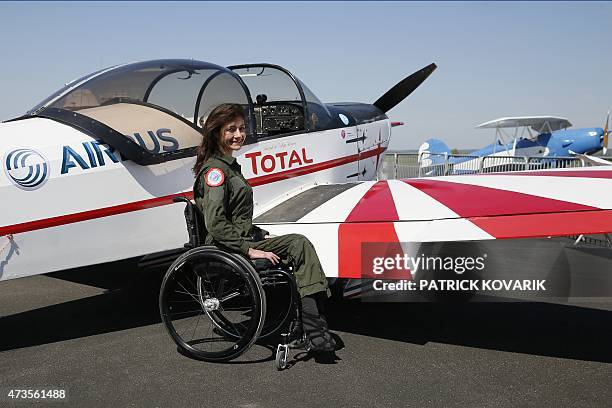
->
159, 247, 265, 362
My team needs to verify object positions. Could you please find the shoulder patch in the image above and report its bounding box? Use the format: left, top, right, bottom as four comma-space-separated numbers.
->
205, 167, 225, 187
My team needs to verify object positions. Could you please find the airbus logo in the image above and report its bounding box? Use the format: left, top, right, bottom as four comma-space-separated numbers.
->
3, 148, 50, 190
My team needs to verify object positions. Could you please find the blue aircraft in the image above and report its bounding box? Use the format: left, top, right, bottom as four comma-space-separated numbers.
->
418, 115, 609, 174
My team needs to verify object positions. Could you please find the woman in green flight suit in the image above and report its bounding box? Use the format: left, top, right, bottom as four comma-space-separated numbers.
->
193, 103, 337, 354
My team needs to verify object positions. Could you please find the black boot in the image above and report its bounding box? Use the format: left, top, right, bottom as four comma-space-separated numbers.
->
301, 294, 337, 353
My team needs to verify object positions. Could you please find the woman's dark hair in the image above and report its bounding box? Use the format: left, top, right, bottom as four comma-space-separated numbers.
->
193, 103, 246, 175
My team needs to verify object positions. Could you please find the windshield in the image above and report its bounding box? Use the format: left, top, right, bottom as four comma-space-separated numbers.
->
30, 59, 249, 125
230, 64, 332, 133
27, 60, 256, 162
28, 66, 113, 114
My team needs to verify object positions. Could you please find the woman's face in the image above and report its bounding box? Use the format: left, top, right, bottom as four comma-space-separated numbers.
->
219, 116, 246, 155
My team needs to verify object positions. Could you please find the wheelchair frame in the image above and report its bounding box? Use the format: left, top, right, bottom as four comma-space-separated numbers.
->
158, 197, 307, 369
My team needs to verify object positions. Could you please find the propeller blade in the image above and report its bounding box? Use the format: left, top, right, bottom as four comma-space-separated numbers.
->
604, 111, 609, 155
373, 63, 437, 113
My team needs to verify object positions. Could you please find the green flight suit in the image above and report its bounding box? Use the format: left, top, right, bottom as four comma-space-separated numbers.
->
193, 153, 329, 298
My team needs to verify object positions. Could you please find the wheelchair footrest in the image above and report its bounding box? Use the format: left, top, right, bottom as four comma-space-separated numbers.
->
275, 331, 309, 371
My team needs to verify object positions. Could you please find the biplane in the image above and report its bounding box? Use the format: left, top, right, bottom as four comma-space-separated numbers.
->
419, 115, 609, 174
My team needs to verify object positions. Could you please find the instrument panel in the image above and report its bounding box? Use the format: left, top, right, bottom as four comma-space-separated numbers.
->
254, 103, 304, 136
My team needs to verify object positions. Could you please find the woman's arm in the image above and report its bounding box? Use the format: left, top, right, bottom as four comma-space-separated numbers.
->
200, 174, 251, 255
247, 248, 280, 264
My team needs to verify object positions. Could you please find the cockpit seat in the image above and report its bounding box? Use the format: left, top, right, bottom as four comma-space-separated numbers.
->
62, 88, 99, 110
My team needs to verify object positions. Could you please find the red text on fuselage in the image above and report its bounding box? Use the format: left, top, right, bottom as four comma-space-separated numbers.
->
245, 148, 314, 175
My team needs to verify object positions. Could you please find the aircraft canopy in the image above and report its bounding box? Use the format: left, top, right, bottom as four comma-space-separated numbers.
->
476, 116, 572, 133
21, 59, 335, 165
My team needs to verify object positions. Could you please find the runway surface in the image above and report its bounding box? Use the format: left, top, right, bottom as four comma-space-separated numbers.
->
0, 260, 611, 408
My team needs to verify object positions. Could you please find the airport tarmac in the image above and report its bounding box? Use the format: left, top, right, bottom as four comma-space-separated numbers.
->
0, 260, 611, 408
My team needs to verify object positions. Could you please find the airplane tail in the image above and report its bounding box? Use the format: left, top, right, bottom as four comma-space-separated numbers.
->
418, 138, 451, 175
419, 138, 451, 156
373, 63, 437, 113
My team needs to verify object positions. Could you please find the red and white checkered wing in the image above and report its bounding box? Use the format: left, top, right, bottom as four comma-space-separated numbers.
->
255, 167, 612, 278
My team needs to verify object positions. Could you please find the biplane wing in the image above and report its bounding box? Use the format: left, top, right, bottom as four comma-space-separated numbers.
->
575, 154, 612, 166
254, 167, 612, 278
476, 116, 572, 133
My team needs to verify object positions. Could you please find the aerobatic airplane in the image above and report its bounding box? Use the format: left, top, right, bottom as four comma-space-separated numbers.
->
0, 59, 436, 281
419, 115, 609, 175
1, 59, 611, 283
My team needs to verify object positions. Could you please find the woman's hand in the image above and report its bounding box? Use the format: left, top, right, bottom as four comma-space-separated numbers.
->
247, 248, 280, 265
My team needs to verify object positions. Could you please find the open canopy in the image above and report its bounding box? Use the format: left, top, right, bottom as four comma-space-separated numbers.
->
20, 59, 340, 165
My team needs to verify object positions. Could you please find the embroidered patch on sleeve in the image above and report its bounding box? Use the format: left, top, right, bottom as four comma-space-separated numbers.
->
205, 168, 225, 187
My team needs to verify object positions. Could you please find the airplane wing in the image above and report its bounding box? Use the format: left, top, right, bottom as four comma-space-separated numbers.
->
254, 167, 612, 278
476, 116, 572, 132
575, 154, 612, 166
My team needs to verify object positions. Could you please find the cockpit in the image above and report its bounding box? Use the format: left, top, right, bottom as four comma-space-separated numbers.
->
23, 59, 333, 165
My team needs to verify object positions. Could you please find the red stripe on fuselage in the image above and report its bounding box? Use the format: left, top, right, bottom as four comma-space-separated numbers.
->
0, 147, 386, 236
0, 191, 195, 236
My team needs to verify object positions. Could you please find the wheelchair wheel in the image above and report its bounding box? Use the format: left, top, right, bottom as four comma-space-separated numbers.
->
159, 247, 265, 362
209, 269, 295, 340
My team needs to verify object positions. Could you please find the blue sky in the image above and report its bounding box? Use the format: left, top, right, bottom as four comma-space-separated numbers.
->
1, 1, 611, 150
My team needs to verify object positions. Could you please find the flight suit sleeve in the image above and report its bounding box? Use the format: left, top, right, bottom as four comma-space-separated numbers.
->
199, 169, 251, 255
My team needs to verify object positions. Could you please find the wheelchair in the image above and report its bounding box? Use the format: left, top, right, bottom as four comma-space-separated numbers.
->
159, 197, 307, 369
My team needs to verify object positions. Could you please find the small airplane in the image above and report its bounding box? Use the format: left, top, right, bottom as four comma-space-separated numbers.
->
419, 115, 609, 175
1, 59, 611, 284
0, 59, 436, 281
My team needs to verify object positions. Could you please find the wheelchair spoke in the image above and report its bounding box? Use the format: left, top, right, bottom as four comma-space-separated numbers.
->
174, 289, 199, 299
217, 303, 252, 332
184, 266, 200, 292
219, 291, 242, 303
219, 305, 251, 312
176, 283, 201, 305
168, 309, 203, 316
190, 313, 202, 342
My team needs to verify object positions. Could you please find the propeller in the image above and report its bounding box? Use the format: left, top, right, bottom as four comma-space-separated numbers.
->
373, 63, 437, 113
604, 111, 609, 155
